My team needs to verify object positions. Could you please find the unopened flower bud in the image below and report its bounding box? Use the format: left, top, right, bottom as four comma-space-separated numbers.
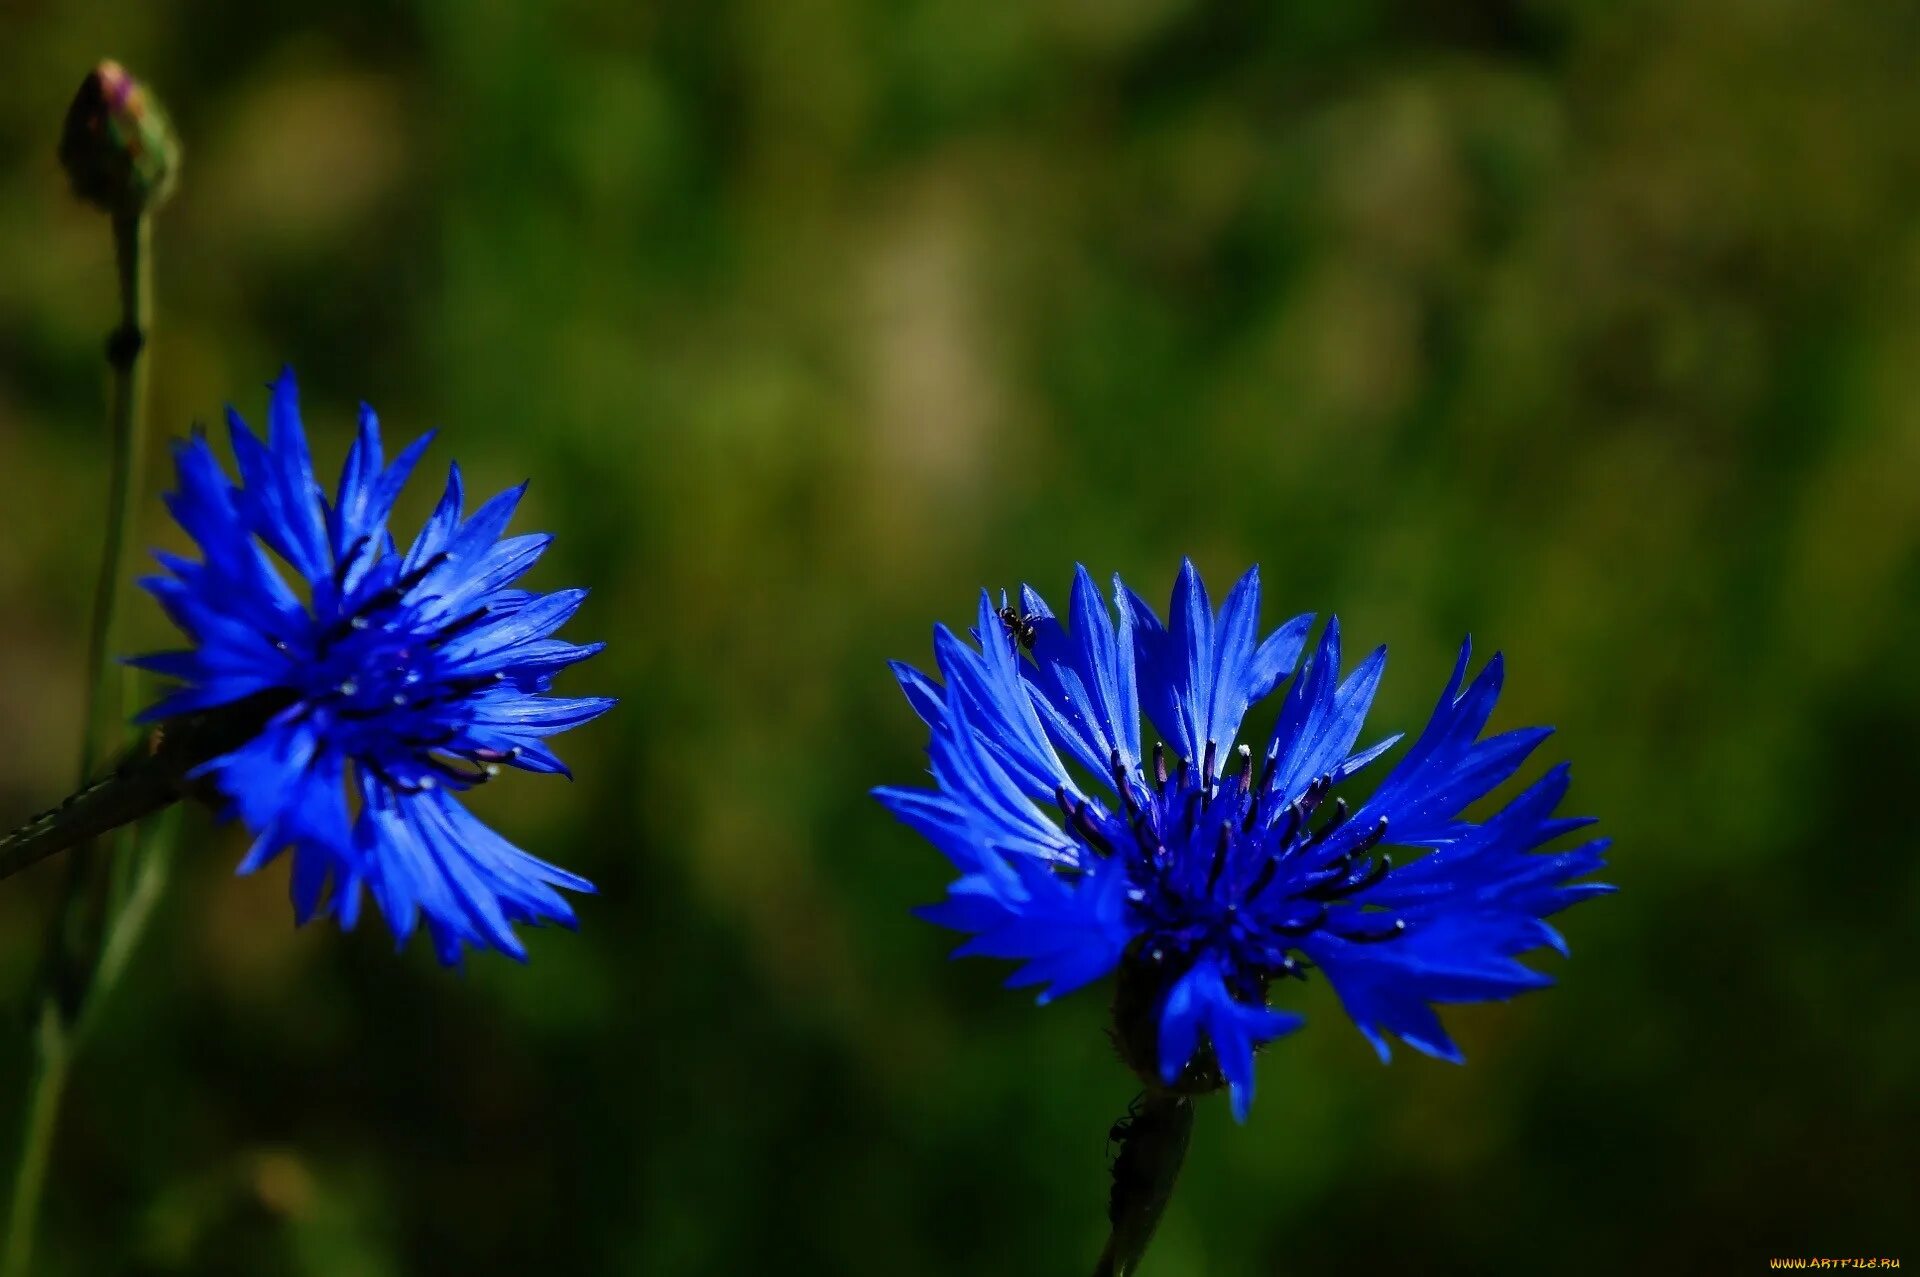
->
58, 60, 179, 218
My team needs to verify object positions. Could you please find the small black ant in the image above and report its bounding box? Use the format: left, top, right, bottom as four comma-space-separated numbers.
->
1106, 1092, 1147, 1162
997, 603, 1038, 651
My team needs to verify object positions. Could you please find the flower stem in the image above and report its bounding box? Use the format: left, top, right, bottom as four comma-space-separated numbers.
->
86, 806, 182, 1029
1, 1007, 71, 1277
0, 745, 178, 883
1093, 1093, 1194, 1277
82, 211, 152, 779
3, 207, 155, 1277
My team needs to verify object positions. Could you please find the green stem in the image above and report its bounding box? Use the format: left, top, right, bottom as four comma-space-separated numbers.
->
86, 806, 181, 1028
0, 745, 177, 884
0, 807, 180, 1277
3, 208, 154, 1277
1, 1007, 71, 1277
80, 211, 152, 779
1093, 1093, 1194, 1277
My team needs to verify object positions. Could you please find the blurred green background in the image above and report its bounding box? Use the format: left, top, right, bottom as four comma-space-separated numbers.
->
3, 1, 1918, 1273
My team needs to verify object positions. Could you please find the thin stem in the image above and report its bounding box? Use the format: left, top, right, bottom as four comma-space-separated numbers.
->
80, 211, 152, 780
0, 698, 277, 889
1, 1007, 71, 1277
1093, 1093, 1194, 1277
3, 208, 154, 1277
0, 749, 177, 884
40, 208, 156, 986
0, 804, 182, 1277
85, 806, 182, 1028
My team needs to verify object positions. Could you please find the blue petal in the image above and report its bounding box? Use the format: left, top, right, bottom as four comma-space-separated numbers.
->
940, 852, 1138, 1005
924, 592, 1083, 806
1264, 619, 1391, 804
1156, 956, 1304, 1121
404, 463, 466, 572
1127, 561, 1312, 764
1303, 910, 1562, 1064
1020, 567, 1141, 785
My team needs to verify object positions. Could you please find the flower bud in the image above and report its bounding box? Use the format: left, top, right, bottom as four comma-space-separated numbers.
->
58, 60, 179, 218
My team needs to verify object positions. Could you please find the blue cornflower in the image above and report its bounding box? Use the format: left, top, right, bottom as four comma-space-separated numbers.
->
131, 369, 612, 963
877, 562, 1611, 1119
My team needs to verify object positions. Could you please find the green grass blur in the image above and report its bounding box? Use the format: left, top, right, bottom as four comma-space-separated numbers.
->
2, 2, 1916, 1273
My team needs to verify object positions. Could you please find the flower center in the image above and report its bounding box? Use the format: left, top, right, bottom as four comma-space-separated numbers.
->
270, 553, 518, 789
308, 616, 435, 716
1063, 740, 1405, 990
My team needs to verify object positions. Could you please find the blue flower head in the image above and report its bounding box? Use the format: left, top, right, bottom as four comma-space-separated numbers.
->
877, 562, 1612, 1119
133, 369, 612, 964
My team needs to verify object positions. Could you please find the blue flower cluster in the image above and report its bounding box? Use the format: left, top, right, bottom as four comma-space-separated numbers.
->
134, 370, 611, 963
878, 562, 1611, 1118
